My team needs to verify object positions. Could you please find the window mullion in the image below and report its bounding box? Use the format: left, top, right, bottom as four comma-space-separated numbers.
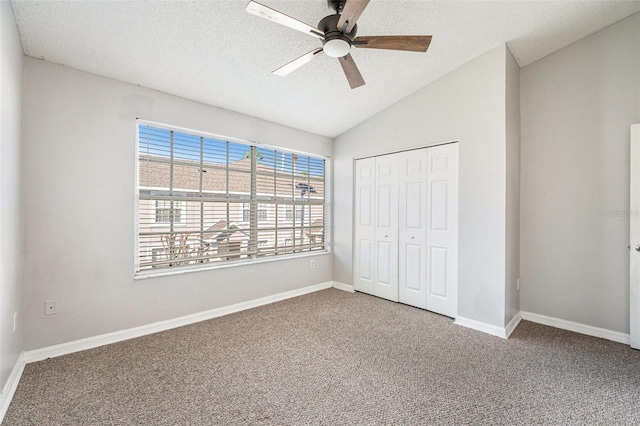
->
274, 151, 278, 255
304, 156, 310, 249
169, 130, 175, 263
199, 136, 204, 260
225, 142, 230, 227
250, 146, 258, 258
292, 154, 297, 251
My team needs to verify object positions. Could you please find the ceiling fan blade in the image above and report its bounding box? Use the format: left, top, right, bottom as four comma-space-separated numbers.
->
246, 1, 324, 39
273, 48, 324, 76
338, 53, 365, 89
337, 0, 370, 33
354, 35, 432, 52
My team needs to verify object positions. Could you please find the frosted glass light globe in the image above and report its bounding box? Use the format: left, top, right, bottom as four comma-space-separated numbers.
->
323, 39, 351, 57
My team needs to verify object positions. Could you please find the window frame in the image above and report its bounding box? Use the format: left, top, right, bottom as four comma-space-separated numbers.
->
134, 120, 330, 278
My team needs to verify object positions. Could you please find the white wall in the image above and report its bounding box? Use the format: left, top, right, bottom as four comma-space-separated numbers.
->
22, 58, 333, 350
0, 0, 24, 393
505, 47, 521, 323
520, 13, 640, 334
334, 45, 511, 328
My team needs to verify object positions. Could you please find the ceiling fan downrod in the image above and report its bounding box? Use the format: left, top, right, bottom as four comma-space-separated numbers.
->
328, 0, 345, 14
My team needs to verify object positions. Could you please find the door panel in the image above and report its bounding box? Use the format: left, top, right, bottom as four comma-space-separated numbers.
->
429, 246, 448, 297
359, 186, 372, 226
430, 181, 449, 231
377, 241, 392, 285
398, 149, 428, 308
405, 243, 423, 291
358, 240, 373, 281
426, 144, 458, 317
354, 158, 376, 295
405, 182, 423, 229
377, 185, 393, 228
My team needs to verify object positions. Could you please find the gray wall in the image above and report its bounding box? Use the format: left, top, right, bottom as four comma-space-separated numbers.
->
505, 47, 521, 323
520, 13, 640, 333
22, 58, 333, 350
0, 0, 24, 392
334, 45, 511, 328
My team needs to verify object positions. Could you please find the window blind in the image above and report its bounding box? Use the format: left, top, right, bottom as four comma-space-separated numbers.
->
136, 123, 326, 273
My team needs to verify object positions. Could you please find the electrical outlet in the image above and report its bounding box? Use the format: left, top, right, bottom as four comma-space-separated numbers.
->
310, 260, 315, 269
45, 300, 58, 315
517, 278, 520, 291
13, 312, 17, 333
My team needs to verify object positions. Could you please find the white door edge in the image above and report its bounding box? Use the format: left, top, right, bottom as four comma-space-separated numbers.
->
630, 124, 640, 349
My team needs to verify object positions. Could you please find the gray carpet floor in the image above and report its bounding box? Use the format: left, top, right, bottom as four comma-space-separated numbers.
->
4, 288, 640, 425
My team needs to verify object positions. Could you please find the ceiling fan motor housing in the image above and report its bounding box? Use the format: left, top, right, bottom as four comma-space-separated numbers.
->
318, 14, 357, 57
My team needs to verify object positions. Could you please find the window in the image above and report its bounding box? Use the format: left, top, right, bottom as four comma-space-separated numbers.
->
243, 203, 267, 222
155, 200, 185, 224
242, 203, 250, 222
258, 204, 268, 222
136, 122, 326, 274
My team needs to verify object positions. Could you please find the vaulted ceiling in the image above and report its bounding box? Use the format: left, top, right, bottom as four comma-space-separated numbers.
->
10, 0, 640, 137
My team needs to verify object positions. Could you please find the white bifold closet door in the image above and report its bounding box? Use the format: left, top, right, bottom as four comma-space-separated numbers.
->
354, 143, 458, 318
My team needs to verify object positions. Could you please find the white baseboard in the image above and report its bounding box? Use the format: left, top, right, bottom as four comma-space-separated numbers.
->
454, 316, 511, 339
24, 282, 333, 363
521, 311, 630, 344
505, 311, 522, 338
332, 282, 354, 293
0, 351, 25, 424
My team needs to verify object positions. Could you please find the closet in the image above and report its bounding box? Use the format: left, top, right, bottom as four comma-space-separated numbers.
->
353, 143, 458, 318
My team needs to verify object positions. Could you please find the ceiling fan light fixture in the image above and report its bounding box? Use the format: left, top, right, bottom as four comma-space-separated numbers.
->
323, 38, 351, 57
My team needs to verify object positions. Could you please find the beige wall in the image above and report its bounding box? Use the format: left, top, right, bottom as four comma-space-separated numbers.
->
505, 46, 521, 324
334, 45, 512, 329
21, 58, 333, 350
520, 13, 640, 333
0, 0, 24, 400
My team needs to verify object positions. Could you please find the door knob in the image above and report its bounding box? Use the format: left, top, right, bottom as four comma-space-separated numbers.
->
636, 245, 640, 252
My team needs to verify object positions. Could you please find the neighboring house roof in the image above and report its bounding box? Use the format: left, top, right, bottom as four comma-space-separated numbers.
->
213, 223, 249, 243
197, 219, 248, 243
202, 219, 228, 240
139, 155, 324, 199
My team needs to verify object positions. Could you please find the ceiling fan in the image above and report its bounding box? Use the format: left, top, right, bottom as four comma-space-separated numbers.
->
246, 0, 432, 89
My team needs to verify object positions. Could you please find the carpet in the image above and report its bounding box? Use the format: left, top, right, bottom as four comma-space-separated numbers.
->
4, 288, 640, 425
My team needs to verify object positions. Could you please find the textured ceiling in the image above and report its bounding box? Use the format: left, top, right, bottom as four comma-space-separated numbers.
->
10, 0, 640, 138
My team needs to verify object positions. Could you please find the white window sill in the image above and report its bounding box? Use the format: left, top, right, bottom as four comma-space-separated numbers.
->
134, 250, 330, 280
